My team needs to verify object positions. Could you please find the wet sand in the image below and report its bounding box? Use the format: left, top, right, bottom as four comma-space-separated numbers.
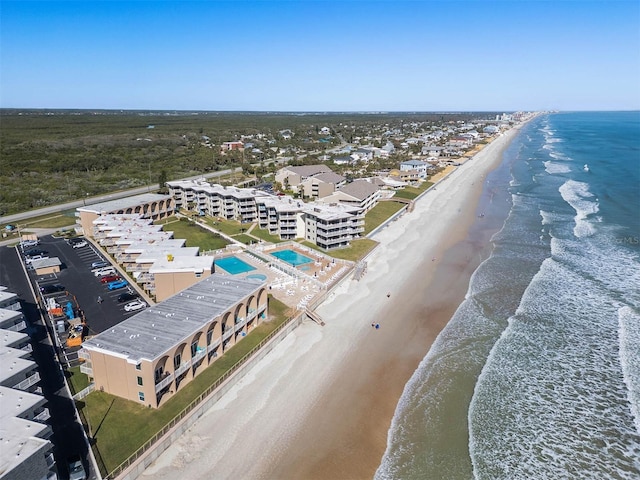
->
141, 127, 522, 480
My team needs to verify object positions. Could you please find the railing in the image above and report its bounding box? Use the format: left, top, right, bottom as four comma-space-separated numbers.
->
80, 364, 93, 376
34, 408, 51, 423
174, 359, 192, 377
6, 320, 27, 332
73, 383, 95, 400
207, 338, 222, 352
154, 372, 174, 393
14, 372, 40, 391
103, 310, 306, 480
222, 329, 234, 341
191, 348, 206, 365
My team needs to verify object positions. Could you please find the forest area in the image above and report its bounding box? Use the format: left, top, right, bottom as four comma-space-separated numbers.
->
0, 109, 489, 215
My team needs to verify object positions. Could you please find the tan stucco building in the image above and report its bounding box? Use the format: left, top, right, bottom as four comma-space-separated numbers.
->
76, 193, 173, 237
80, 274, 267, 408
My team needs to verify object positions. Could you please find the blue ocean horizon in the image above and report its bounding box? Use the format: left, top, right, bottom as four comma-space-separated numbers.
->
376, 111, 640, 479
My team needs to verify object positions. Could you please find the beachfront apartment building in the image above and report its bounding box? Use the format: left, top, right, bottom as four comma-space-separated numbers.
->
0, 288, 57, 480
76, 193, 174, 238
90, 214, 214, 300
320, 180, 381, 213
167, 179, 372, 250
79, 274, 267, 408
303, 203, 365, 250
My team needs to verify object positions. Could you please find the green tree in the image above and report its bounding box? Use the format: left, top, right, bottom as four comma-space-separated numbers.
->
158, 170, 168, 193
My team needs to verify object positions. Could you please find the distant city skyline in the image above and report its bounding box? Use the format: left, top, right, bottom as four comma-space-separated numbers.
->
2, 0, 639, 112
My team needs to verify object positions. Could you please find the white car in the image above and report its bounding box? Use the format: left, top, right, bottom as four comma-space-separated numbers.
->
94, 267, 116, 277
72, 240, 88, 249
124, 300, 146, 312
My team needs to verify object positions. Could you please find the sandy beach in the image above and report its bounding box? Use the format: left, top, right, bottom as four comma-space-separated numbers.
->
141, 126, 522, 480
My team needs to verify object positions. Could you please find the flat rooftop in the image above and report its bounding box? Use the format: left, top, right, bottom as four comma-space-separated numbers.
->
148, 255, 214, 274
0, 346, 35, 386
82, 273, 265, 363
79, 193, 171, 215
1, 329, 29, 349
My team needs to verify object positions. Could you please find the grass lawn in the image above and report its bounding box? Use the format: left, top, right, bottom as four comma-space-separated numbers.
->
82, 296, 291, 474
248, 226, 282, 244
233, 233, 258, 245
299, 238, 378, 262
67, 366, 90, 394
162, 218, 229, 250
364, 202, 405, 235
202, 218, 246, 236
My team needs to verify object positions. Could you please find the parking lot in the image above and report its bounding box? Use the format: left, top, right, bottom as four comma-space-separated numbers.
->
22, 235, 147, 366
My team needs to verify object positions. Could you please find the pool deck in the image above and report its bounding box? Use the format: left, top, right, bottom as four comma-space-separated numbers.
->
212, 246, 353, 311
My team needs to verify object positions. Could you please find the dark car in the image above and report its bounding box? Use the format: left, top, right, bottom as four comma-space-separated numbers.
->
67, 454, 87, 480
117, 292, 138, 303
24, 249, 48, 257
40, 284, 65, 294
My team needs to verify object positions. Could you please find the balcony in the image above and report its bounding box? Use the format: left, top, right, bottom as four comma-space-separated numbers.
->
155, 372, 174, 393
174, 359, 192, 378
14, 372, 41, 391
207, 338, 222, 352
222, 328, 234, 341
80, 364, 93, 376
6, 320, 27, 332
34, 408, 50, 423
192, 348, 207, 365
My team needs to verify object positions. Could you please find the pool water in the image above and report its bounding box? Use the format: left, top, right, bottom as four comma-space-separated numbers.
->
246, 273, 267, 281
215, 256, 256, 275
271, 249, 314, 267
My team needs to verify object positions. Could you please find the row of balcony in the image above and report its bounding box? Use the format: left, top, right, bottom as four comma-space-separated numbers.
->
14, 371, 41, 391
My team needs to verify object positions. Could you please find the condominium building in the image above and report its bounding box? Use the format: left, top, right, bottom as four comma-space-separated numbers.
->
167, 179, 373, 250
76, 193, 173, 237
0, 288, 56, 480
79, 274, 267, 408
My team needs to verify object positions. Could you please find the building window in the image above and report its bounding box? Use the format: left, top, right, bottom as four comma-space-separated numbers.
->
174, 353, 181, 369
191, 342, 198, 357
135, 363, 141, 370
139, 392, 145, 402
195, 272, 202, 278
137, 376, 143, 386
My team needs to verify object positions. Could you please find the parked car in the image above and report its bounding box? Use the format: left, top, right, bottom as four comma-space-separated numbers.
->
94, 267, 116, 277
67, 237, 85, 245
100, 275, 121, 284
19, 239, 39, 248
24, 248, 47, 257
124, 300, 146, 312
67, 455, 86, 480
40, 284, 65, 294
72, 240, 88, 249
25, 254, 48, 264
107, 280, 128, 291
91, 261, 108, 269
117, 292, 139, 303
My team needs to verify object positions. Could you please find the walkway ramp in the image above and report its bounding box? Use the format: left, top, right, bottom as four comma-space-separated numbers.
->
305, 309, 325, 326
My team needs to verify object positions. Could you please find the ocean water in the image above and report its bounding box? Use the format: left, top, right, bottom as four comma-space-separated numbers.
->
376, 112, 640, 479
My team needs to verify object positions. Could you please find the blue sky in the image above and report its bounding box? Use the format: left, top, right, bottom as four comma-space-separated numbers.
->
1, 0, 639, 111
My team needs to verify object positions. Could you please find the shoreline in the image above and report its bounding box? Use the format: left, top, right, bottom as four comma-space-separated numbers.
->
142, 126, 525, 480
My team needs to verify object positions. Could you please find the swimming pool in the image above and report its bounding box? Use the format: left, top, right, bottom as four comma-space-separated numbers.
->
271, 249, 314, 267
215, 256, 256, 275
246, 273, 267, 281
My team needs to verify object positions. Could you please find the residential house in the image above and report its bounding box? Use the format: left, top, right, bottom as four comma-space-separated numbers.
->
400, 159, 431, 179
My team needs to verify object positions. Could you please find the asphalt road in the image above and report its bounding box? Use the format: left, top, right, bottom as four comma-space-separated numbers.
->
0, 167, 241, 225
